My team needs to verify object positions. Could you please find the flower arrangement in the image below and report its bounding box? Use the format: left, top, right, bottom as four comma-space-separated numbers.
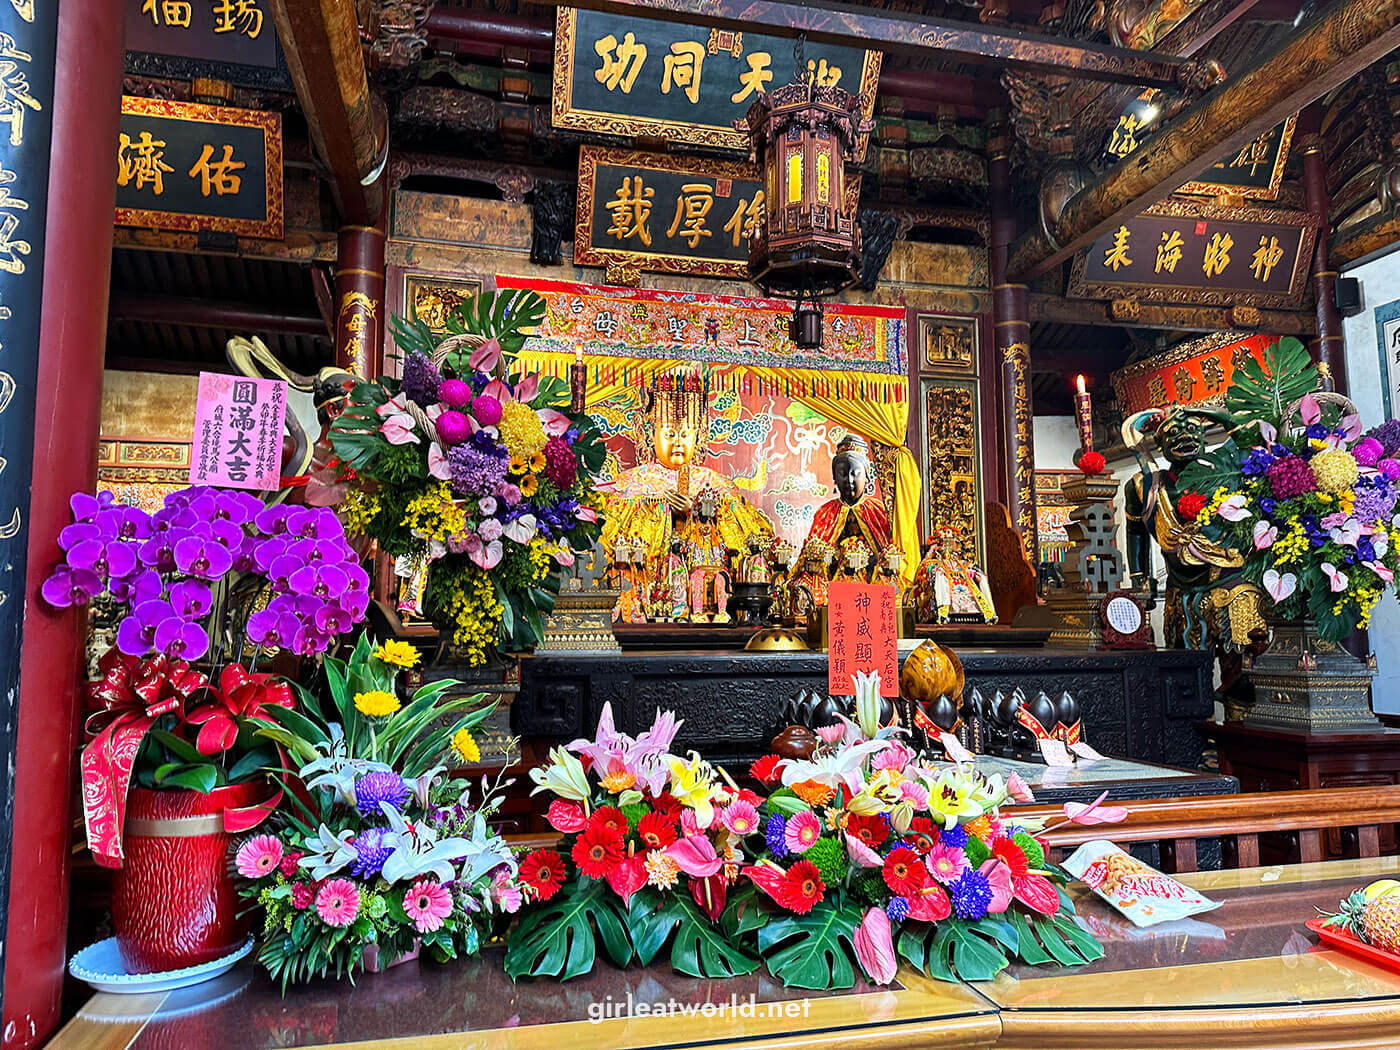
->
1175, 337, 1400, 640
41, 488, 364, 866
239, 632, 518, 988
506, 682, 1101, 989
328, 290, 607, 665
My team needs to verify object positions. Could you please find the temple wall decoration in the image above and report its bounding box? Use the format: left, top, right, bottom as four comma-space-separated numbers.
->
97, 370, 198, 509
920, 379, 982, 560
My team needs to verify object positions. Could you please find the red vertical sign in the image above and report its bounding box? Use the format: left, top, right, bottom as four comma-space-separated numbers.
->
827, 582, 899, 696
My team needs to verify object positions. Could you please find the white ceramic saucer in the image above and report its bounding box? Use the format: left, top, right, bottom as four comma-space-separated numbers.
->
69, 936, 255, 994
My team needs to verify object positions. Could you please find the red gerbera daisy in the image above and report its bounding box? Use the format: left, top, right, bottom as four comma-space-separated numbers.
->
572, 824, 625, 879
650, 792, 683, 822
777, 860, 826, 915
906, 817, 937, 855
883, 847, 927, 896
636, 811, 678, 850
734, 787, 764, 808
992, 838, 1030, 879
587, 805, 628, 839
749, 754, 784, 786
846, 813, 890, 850
518, 848, 567, 901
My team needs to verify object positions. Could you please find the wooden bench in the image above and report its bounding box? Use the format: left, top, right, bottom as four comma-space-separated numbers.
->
1022, 785, 1400, 872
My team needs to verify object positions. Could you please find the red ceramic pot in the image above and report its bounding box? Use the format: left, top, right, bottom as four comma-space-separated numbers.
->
112, 781, 265, 973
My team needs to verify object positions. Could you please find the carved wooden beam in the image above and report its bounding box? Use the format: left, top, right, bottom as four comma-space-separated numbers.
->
1029, 292, 1317, 334
109, 294, 331, 337
1009, 0, 1400, 280
269, 0, 384, 224
547, 0, 1196, 87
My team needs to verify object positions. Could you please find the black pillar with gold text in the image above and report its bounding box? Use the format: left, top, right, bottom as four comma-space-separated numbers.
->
987, 117, 1039, 566
335, 216, 387, 378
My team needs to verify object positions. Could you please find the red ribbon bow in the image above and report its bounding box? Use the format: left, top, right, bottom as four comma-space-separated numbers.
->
82, 651, 210, 868
1014, 705, 1054, 742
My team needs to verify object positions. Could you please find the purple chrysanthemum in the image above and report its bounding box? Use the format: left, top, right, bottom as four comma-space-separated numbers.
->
351, 826, 393, 877
939, 824, 968, 850
765, 813, 789, 860
1367, 419, 1400, 457
447, 444, 509, 498
1266, 455, 1317, 500
948, 868, 993, 921
401, 351, 442, 407
354, 770, 408, 816
886, 896, 910, 922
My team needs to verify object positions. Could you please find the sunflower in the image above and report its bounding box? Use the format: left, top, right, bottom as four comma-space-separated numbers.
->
520, 474, 539, 497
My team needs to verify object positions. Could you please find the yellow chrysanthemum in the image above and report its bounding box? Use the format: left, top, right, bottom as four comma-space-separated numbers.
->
1312, 448, 1359, 493
498, 400, 547, 459
452, 727, 480, 763
509, 455, 528, 475
354, 690, 401, 717
373, 640, 420, 668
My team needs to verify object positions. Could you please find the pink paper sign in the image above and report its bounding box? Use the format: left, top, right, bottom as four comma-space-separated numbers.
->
190, 372, 287, 490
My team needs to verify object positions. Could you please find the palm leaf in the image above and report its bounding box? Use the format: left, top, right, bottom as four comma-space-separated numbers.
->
1225, 336, 1317, 426
627, 889, 759, 978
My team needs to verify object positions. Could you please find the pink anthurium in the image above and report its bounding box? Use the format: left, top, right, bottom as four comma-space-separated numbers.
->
1330, 519, 1362, 548
1061, 791, 1128, 826
468, 337, 502, 373
1253, 520, 1278, 550
1366, 561, 1396, 583
427, 442, 452, 481
666, 834, 723, 878
1299, 393, 1322, 425
854, 907, 897, 985
1263, 568, 1297, 602
1322, 562, 1349, 593
845, 833, 884, 869
463, 533, 503, 570
979, 859, 1014, 914
1217, 494, 1251, 522
546, 800, 586, 833
538, 407, 573, 436
905, 884, 952, 922
514, 374, 540, 403
575, 506, 597, 523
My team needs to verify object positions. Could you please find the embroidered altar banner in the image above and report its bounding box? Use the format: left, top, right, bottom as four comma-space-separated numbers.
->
497, 275, 905, 375
1111, 332, 1272, 414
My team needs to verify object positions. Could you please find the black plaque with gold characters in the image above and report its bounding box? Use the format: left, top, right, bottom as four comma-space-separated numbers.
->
1099, 589, 1154, 650
553, 7, 880, 157
114, 96, 283, 239
1179, 116, 1297, 201
1068, 201, 1317, 308
124, 0, 291, 90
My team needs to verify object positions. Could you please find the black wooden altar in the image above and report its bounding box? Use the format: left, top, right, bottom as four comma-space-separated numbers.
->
513, 647, 1214, 770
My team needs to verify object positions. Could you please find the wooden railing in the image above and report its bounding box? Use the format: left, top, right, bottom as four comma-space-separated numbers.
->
1022, 785, 1400, 873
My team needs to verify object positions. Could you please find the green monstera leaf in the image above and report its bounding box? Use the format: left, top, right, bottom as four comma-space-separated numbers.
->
627, 888, 760, 978
897, 920, 1010, 983
504, 876, 631, 981
758, 897, 866, 990
1225, 336, 1318, 428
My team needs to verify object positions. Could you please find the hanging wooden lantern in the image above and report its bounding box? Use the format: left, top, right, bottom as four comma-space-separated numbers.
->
736, 79, 870, 346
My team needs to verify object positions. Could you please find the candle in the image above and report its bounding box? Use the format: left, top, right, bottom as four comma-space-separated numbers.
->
570, 345, 587, 413
1074, 374, 1094, 453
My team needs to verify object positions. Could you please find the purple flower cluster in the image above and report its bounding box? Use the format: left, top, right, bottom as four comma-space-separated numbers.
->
1355, 478, 1399, 524
447, 444, 509, 498
1240, 447, 1277, 478
947, 868, 993, 921
401, 351, 442, 407
42, 487, 366, 662
1366, 419, 1400, 457
351, 826, 393, 877
543, 435, 577, 489
1266, 455, 1317, 500
355, 770, 408, 816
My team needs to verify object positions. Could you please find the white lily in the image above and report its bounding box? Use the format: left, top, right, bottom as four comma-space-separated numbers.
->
852, 670, 885, 739
528, 746, 591, 803
455, 810, 518, 884
379, 802, 472, 884
299, 725, 394, 807
298, 824, 358, 880
778, 737, 891, 796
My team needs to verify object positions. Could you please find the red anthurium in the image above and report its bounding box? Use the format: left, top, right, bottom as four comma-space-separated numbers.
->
1012, 872, 1060, 915
605, 853, 648, 905
742, 862, 789, 905
546, 800, 586, 833
185, 664, 294, 756
690, 871, 728, 921
906, 883, 952, 922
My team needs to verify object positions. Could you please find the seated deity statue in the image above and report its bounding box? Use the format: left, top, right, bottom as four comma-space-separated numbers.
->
737, 534, 771, 585
905, 527, 998, 624
790, 538, 835, 627
804, 435, 894, 557
601, 367, 773, 622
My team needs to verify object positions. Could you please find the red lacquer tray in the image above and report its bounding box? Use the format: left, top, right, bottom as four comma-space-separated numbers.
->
1306, 916, 1400, 973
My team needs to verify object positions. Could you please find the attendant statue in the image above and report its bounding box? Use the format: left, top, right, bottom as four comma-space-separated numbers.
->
601, 367, 774, 620
738, 535, 771, 585
906, 527, 997, 624
790, 539, 835, 626
804, 435, 893, 557
1122, 407, 1252, 648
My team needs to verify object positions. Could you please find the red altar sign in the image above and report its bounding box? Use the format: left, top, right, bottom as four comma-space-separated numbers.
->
827, 582, 898, 697
1111, 332, 1273, 415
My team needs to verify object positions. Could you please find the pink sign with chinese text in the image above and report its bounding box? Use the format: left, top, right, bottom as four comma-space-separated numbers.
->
190, 372, 287, 491
827, 582, 899, 697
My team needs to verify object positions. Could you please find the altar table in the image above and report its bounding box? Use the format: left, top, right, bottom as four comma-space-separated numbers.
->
47, 857, 1400, 1050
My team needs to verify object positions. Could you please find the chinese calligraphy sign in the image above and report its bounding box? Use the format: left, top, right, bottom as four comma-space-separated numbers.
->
1069, 202, 1317, 308
554, 8, 880, 157
827, 582, 899, 697
115, 96, 282, 238
1111, 332, 1273, 413
190, 372, 287, 490
1178, 115, 1297, 201
577, 146, 849, 279
125, 0, 287, 88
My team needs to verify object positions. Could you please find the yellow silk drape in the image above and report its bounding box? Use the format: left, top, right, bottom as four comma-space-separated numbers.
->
516, 350, 919, 583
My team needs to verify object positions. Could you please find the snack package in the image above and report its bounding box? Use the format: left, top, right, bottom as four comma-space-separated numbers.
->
1062, 839, 1221, 928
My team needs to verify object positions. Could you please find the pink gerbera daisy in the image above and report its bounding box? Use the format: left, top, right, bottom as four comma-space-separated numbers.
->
926, 841, 968, 886
721, 800, 760, 837
235, 834, 284, 879
404, 879, 454, 932
315, 878, 361, 928
784, 810, 822, 854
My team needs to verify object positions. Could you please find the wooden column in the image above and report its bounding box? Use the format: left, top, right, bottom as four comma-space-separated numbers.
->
988, 117, 1039, 566
334, 215, 387, 377
3, 0, 124, 1044
1299, 106, 1347, 392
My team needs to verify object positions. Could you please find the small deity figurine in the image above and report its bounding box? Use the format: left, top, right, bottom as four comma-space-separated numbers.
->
875, 546, 904, 586
790, 538, 835, 627
906, 527, 998, 624
804, 434, 893, 555
738, 534, 771, 584
833, 537, 874, 583
601, 366, 773, 621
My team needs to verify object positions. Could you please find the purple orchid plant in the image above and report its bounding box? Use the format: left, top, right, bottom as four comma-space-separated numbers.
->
43, 487, 367, 662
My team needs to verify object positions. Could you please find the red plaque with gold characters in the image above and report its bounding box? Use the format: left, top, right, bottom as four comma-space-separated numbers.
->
114, 96, 283, 239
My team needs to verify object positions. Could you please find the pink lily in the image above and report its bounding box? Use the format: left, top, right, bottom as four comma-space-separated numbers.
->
665, 835, 722, 878
854, 907, 897, 985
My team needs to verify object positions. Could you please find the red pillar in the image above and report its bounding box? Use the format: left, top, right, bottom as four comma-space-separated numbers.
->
334, 216, 388, 377
1299, 105, 1347, 393
987, 115, 1039, 566
3, 1, 124, 1045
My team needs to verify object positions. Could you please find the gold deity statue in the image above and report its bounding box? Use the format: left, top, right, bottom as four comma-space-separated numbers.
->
905, 526, 998, 624
602, 366, 774, 621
